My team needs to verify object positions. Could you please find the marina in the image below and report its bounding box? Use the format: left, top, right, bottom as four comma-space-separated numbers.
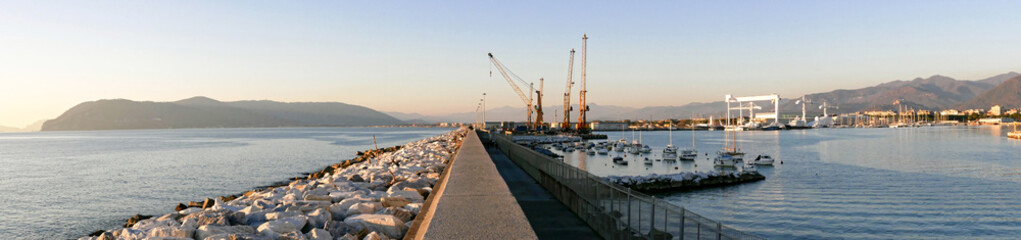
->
533, 126, 1021, 239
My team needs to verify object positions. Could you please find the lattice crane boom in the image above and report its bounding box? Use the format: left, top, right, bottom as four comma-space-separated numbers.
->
488, 53, 534, 130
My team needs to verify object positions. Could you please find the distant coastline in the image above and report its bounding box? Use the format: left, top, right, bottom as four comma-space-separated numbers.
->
40, 97, 408, 131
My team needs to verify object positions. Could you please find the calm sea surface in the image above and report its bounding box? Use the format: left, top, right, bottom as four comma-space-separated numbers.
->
555, 126, 1021, 239
0, 127, 451, 240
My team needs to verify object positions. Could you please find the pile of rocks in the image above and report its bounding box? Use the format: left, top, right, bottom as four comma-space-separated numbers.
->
605, 170, 765, 192
80, 128, 467, 240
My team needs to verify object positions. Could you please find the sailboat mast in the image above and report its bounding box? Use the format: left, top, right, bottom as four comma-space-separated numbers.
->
691, 114, 696, 149
668, 121, 673, 145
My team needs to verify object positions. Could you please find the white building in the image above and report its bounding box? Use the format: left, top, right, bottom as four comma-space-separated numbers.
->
591, 121, 629, 131
990, 105, 1002, 116
978, 118, 1014, 125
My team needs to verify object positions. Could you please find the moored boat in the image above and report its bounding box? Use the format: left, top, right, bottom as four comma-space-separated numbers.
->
713, 153, 736, 167
749, 154, 775, 165
613, 156, 628, 165
663, 122, 678, 159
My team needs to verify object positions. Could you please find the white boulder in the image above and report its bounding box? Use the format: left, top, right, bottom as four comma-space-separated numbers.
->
345, 202, 382, 218
146, 226, 189, 238
344, 214, 407, 239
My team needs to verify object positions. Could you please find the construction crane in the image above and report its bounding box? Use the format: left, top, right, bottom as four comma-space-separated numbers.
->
536, 78, 544, 130
577, 34, 590, 133
561, 49, 575, 130
488, 53, 535, 131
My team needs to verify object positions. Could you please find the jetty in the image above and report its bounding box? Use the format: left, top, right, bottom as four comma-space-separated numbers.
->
605, 171, 766, 193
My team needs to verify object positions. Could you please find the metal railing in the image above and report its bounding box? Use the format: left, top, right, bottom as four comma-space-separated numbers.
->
489, 132, 763, 240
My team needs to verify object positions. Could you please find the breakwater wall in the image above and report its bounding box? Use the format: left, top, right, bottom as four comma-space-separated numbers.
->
491, 131, 763, 240
605, 171, 765, 193
80, 128, 468, 240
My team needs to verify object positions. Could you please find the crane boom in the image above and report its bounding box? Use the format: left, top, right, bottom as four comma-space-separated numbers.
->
488, 53, 534, 130
562, 49, 575, 130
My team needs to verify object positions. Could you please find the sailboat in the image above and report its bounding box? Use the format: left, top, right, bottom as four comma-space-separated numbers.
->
680, 114, 698, 160
627, 129, 640, 154
662, 122, 678, 160
715, 118, 744, 167
614, 125, 627, 152
638, 131, 651, 153
1009, 124, 1021, 139
717, 127, 745, 162
714, 152, 736, 167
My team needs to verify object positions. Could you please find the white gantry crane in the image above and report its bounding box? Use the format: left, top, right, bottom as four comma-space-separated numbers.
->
489, 53, 536, 131
725, 93, 782, 128
561, 49, 575, 130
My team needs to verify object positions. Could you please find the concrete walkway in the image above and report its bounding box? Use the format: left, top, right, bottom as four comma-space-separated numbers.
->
486, 146, 603, 240
414, 131, 538, 240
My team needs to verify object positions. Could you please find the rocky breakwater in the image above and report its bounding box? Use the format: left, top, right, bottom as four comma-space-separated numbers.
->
605, 170, 765, 193
80, 128, 468, 240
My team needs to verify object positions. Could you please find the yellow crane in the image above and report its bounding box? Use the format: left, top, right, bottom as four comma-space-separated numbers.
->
578, 34, 590, 132
562, 49, 575, 130
536, 78, 544, 130
489, 53, 536, 131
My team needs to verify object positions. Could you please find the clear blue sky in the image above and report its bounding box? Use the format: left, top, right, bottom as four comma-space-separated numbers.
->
2, 1, 1020, 127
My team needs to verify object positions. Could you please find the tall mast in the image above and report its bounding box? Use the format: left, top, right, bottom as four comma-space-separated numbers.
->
668, 121, 673, 146
577, 34, 589, 132
691, 116, 696, 150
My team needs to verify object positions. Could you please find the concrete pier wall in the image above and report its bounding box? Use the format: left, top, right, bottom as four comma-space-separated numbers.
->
408, 130, 537, 240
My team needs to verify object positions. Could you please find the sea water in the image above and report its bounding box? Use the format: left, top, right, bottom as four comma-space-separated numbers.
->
553, 126, 1021, 239
0, 127, 451, 239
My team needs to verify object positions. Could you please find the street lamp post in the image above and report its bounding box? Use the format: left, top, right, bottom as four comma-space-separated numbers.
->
482, 93, 486, 129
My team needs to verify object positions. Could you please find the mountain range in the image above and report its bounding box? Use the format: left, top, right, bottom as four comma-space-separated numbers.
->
41, 97, 404, 131
389, 72, 1021, 123
958, 75, 1021, 110
30, 72, 1021, 131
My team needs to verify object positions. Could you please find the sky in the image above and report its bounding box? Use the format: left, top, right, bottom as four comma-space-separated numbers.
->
2, 1, 1021, 127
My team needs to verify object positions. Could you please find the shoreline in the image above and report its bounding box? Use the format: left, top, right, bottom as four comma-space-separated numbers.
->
80, 128, 468, 240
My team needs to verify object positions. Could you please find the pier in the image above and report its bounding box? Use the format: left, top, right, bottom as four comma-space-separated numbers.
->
408, 130, 538, 239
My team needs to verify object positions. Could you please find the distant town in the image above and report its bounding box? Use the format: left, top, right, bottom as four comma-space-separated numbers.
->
455, 104, 1020, 132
